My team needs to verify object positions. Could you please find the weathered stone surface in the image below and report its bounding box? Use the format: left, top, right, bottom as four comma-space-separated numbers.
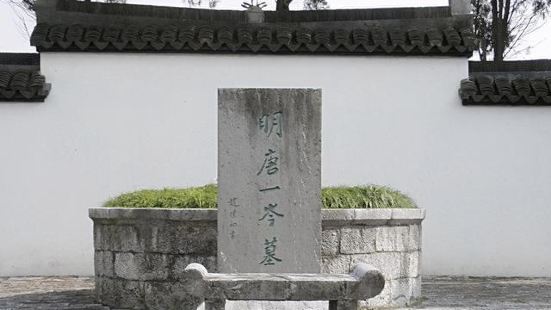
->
322, 255, 351, 274
145, 223, 217, 255
144, 281, 203, 310
322, 210, 357, 226
171, 255, 217, 279
90, 208, 217, 221
350, 209, 392, 226
94, 251, 113, 277
114, 253, 169, 281
375, 226, 409, 252
411, 277, 422, 300
362, 277, 391, 308
90, 208, 425, 309
389, 209, 426, 225
340, 227, 377, 254
94, 224, 141, 252
351, 252, 407, 280
96, 277, 145, 309
375, 225, 422, 252
321, 229, 340, 256
90, 208, 424, 227
225, 301, 327, 310
184, 262, 384, 302
218, 88, 322, 273
406, 251, 421, 278
390, 277, 422, 307
408, 224, 422, 251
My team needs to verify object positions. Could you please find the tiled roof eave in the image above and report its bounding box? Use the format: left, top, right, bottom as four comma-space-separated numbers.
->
0, 71, 51, 103
459, 75, 551, 106
34, 43, 475, 57
462, 96, 551, 106
30, 22, 477, 57
0, 92, 50, 103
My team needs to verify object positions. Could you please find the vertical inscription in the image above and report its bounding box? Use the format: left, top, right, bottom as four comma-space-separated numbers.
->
228, 198, 239, 239
218, 89, 322, 273
257, 112, 284, 266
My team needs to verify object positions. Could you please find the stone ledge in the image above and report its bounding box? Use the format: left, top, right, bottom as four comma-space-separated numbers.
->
325, 209, 425, 226
90, 208, 425, 225
89, 208, 217, 222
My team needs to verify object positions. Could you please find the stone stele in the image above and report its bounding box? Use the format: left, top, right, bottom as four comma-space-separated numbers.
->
218, 88, 322, 274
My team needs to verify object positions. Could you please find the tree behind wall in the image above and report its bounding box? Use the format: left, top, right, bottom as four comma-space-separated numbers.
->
20, 0, 126, 10
303, 0, 328, 10
472, 0, 550, 61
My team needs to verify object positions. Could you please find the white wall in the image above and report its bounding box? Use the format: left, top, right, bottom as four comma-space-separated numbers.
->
1, 53, 550, 277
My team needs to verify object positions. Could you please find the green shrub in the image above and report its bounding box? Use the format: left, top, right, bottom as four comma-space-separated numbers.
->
103, 184, 218, 209
321, 185, 416, 209
104, 184, 416, 209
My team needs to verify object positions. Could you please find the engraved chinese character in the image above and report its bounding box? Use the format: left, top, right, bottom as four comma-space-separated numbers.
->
228, 198, 240, 207
259, 185, 280, 192
259, 112, 283, 138
257, 149, 279, 176
260, 237, 282, 265
259, 203, 284, 226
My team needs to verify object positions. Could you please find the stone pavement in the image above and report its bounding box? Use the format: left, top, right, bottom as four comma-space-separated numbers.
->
1, 276, 550, 309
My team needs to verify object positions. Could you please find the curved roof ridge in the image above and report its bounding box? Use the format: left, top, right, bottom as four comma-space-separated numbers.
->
460, 60, 551, 106
0, 53, 50, 103
51, 0, 453, 24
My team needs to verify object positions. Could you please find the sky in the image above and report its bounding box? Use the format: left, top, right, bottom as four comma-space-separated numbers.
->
0, 0, 550, 59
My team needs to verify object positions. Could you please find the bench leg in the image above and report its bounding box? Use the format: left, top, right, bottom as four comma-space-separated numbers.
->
329, 300, 358, 310
205, 299, 226, 310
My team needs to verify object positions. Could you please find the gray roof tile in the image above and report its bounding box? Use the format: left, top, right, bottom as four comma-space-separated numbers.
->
31, 23, 476, 55
460, 61, 551, 106
0, 53, 50, 103
32, 0, 475, 56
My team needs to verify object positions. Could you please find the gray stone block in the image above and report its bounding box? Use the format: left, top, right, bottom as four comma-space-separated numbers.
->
406, 251, 421, 278
321, 229, 340, 256
375, 226, 409, 252
94, 251, 113, 277
322, 210, 356, 227
351, 252, 407, 280
183, 262, 384, 303
321, 255, 351, 274
97, 277, 145, 309
322, 209, 392, 227
94, 224, 142, 252
171, 255, 218, 279
225, 301, 327, 310
218, 88, 322, 274
407, 224, 422, 251
144, 281, 203, 310
90, 207, 217, 222
145, 223, 217, 255
93, 224, 102, 250
389, 209, 426, 225
114, 253, 169, 281
340, 228, 376, 254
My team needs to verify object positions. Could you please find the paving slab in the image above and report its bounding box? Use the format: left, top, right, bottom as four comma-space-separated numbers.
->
1, 276, 551, 309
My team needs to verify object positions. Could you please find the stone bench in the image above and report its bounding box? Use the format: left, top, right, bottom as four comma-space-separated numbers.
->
183, 263, 385, 310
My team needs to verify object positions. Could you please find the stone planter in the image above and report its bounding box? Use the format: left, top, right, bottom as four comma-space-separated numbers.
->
89, 208, 425, 309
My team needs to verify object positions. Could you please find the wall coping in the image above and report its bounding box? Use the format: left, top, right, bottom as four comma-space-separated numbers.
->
89, 208, 425, 225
